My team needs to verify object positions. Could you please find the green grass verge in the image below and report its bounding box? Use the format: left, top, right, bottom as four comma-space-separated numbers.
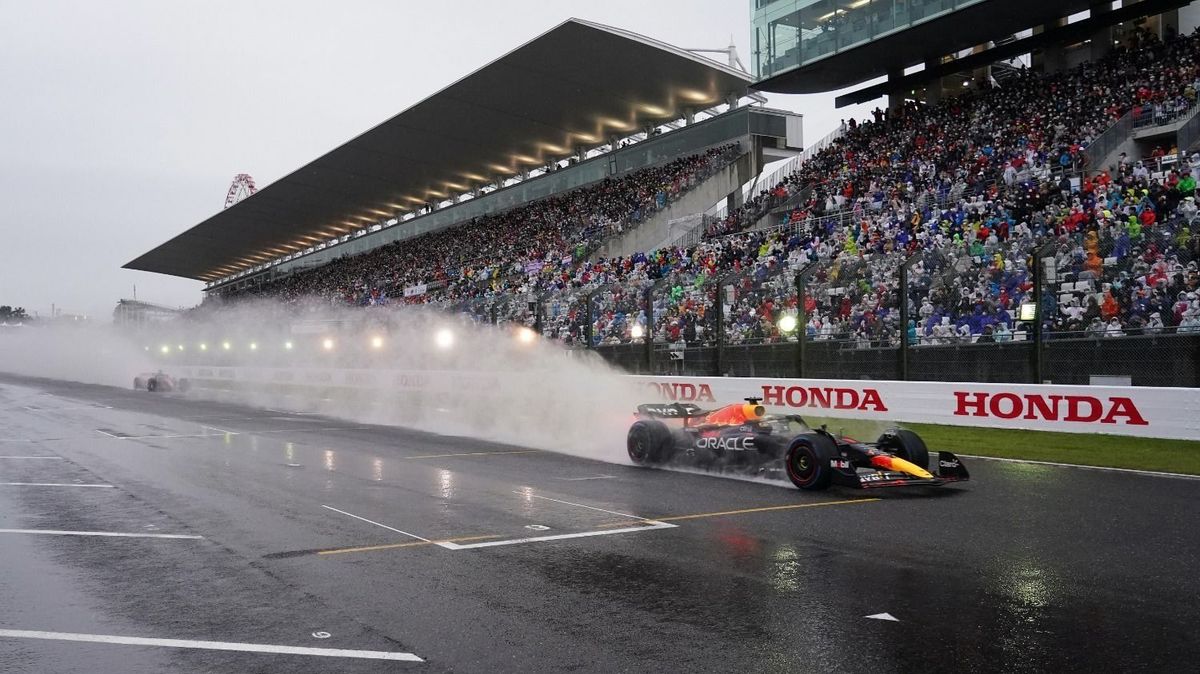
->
802, 416, 1200, 475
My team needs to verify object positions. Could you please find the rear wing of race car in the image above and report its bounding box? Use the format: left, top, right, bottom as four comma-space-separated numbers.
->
636, 403, 707, 423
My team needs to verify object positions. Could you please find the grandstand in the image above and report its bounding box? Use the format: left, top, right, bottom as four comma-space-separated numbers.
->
125, 19, 802, 293
129, 8, 1200, 386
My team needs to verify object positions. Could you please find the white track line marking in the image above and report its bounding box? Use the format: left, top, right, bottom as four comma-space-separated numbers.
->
439, 492, 676, 550
0, 629, 422, 662
0, 456, 63, 460
320, 505, 432, 543
953, 454, 1200, 480
554, 475, 617, 481
201, 425, 237, 435
524, 493, 658, 522
0, 483, 114, 488
439, 522, 675, 550
94, 430, 120, 438
0, 529, 202, 539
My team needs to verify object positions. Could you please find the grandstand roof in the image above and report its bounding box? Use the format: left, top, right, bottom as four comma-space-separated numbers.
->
124, 19, 753, 283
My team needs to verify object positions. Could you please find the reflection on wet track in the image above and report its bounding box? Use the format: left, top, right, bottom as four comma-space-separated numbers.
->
0, 373, 1197, 673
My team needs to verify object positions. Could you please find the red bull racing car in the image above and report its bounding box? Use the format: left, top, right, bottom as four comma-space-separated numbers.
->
133, 371, 190, 393
626, 397, 969, 491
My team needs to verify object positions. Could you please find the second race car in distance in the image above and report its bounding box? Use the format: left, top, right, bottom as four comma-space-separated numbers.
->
133, 370, 190, 393
626, 397, 969, 491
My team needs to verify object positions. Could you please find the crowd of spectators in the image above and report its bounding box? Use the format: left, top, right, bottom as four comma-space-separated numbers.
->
221, 28, 1200, 352
222, 144, 740, 308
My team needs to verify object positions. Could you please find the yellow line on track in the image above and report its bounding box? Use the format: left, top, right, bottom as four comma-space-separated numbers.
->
651, 497, 880, 522
592, 497, 880, 527
402, 450, 540, 460
317, 534, 501, 556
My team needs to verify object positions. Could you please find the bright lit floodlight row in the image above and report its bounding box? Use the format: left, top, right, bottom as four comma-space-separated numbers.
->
143, 326, 540, 355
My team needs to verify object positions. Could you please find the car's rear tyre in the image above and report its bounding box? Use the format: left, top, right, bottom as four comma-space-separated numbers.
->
627, 420, 672, 466
785, 434, 837, 490
146, 378, 158, 392
878, 428, 929, 470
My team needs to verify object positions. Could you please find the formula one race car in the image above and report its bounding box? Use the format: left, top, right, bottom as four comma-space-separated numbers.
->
626, 398, 969, 491
133, 371, 190, 393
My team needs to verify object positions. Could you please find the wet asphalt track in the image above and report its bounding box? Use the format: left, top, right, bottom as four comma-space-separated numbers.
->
0, 373, 1197, 673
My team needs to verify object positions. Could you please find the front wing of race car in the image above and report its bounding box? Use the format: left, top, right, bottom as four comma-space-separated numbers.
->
835, 451, 971, 489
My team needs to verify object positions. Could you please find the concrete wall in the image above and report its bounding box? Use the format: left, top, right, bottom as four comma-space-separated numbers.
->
592, 154, 752, 258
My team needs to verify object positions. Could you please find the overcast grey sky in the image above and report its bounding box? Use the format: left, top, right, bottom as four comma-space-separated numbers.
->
0, 0, 878, 319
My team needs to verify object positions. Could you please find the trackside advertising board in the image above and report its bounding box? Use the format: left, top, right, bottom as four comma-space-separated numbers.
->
632, 376, 1200, 440
175, 366, 1199, 440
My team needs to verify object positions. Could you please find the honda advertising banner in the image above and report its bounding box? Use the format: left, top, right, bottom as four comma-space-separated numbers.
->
631, 376, 1198, 440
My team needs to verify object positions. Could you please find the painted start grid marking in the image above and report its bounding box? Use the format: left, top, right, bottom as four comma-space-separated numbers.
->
321, 492, 676, 552
0, 629, 422, 662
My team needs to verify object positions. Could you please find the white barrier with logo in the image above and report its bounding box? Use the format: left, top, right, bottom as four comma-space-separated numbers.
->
173, 366, 1200, 441
632, 376, 1200, 441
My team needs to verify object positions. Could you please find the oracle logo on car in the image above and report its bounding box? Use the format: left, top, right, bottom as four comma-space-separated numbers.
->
646, 381, 716, 402
760, 385, 888, 412
952, 391, 1149, 426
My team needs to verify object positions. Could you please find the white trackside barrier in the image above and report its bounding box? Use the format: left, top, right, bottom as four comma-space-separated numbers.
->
173, 366, 1200, 441
630, 376, 1200, 441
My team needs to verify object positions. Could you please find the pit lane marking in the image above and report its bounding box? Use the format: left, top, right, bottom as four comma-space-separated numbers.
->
0, 629, 422, 662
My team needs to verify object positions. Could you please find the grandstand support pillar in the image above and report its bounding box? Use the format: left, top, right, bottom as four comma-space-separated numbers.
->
923, 58, 943, 105
584, 292, 594, 351
684, 107, 695, 125
899, 253, 921, 381
1090, 0, 1114, 61
642, 287, 653, 373
794, 262, 820, 379
1032, 242, 1057, 384
886, 67, 904, 116
715, 281, 725, 377
726, 93, 739, 110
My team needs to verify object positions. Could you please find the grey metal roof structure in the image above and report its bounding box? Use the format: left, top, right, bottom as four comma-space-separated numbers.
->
124, 18, 753, 282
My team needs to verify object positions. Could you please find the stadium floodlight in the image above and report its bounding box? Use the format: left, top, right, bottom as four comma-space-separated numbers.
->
177, 344, 185, 351
631, 324, 645, 339
143, 346, 149, 351
1019, 302, 1038, 322
284, 341, 294, 350
516, 327, 537, 345
249, 342, 258, 351
322, 338, 335, 351
199, 343, 208, 351
370, 335, 385, 350
222, 341, 232, 351
160, 345, 170, 354
435, 328, 454, 350
778, 314, 798, 334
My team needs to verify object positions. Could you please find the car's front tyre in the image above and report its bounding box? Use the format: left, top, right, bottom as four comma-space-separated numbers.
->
878, 428, 930, 470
